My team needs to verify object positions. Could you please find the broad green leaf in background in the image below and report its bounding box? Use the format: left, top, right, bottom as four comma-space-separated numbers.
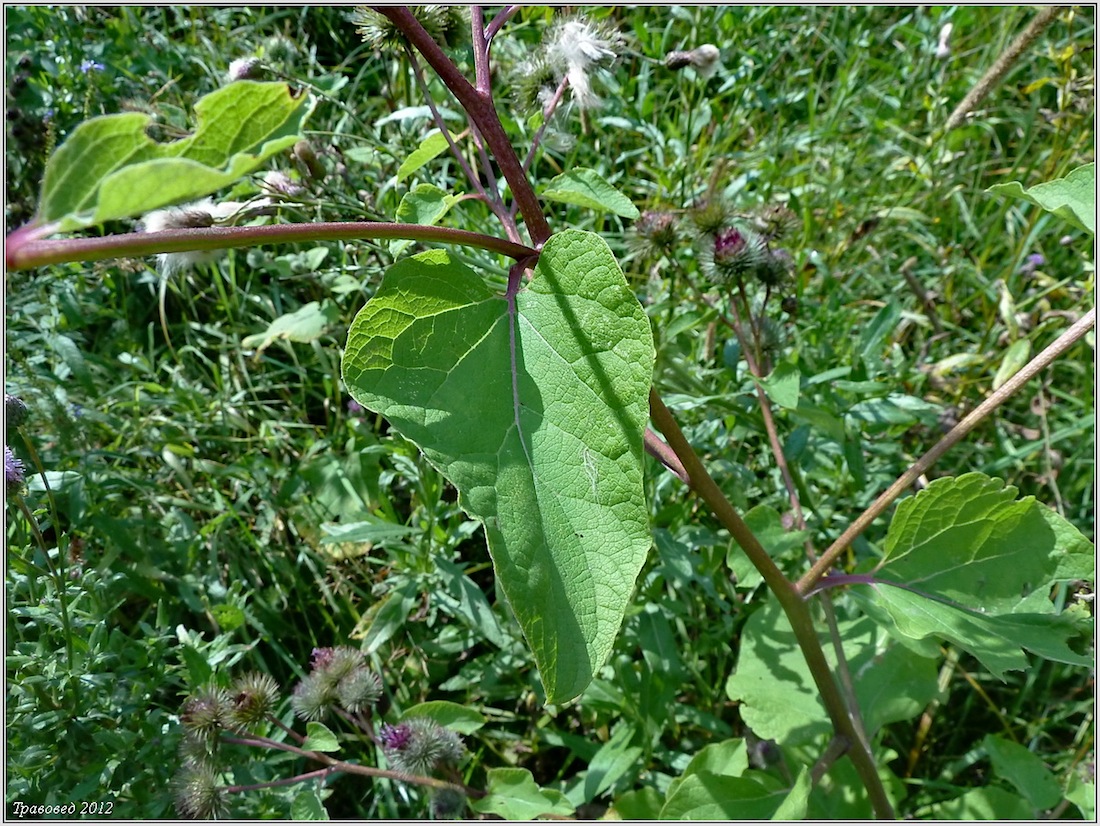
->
851, 473, 1094, 678
772, 767, 812, 820
665, 739, 749, 802
988, 162, 1095, 235
389, 184, 461, 256
241, 300, 340, 354
342, 230, 655, 703
541, 168, 641, 219
37, 81, 313, 232
725, 601, 939, 746
659, 771, 788, 820
396, 128, 462, 181
469, 768, 576, 820
401, 700, 486, 735
982, 734, 1062, 810
577, 724, 643, 804
930, 786, 1035, 819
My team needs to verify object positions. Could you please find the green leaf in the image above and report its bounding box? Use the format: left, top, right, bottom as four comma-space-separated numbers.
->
469, 768, 576, 820
725, 601, 939, 745
878, 473, 1086, 614
983, 734, 1062, 809
242, 300, 340, 353
37, 81, 313, 232
343, 230, 655, 703
389, 184, 461, 256
301, 722, 340, 753
666, 739, 749, 802
852, 475, 1094, 677
772, 767, 812, 820
660, 771, 786, 820
581, 724, 643, 803
290, 787, 330, 820
402, 700, 486, 735
988, 162, 1095, 235
758, 361, 800, 409
993, 339, 1031, 390
541, 169, 640, 219
397, 129, 461, 182
610, 787, 664, 819
931, 786, 1034, 819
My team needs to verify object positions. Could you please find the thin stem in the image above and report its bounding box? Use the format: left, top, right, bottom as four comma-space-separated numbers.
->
404, 44, 497, 216
6, 221, 537, 272
225, 766, 337, 794
471, 6, 491, 94
485, 5, 520, 44
943, 6, 1060, 133
798, 307, 1096, 595
375, 6, 551, 245
649, 387, 895, 818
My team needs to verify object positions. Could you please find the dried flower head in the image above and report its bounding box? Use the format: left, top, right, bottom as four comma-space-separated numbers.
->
936, 23, 953, 60
140, 199, 246, 276
227, 57, 263, 82
544, 16, 624, 110
262, 170, 305, 198
5, 446, 26, 496
665, 44, 722, 79
353, 6, 467, 52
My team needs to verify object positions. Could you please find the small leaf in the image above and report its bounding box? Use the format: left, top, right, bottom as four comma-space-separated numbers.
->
290, 787, 330, 820
242, 300, 340, 353
931, 786, 1034, 819
666, 739, 749, 802
993, 339, 1031, 390
389, 184, 460, 256
582, 724, 643, 803
758, 361, 800, 409
468, 768, 575, 820
772, 767, 812, 820
541, 168, 640, 219
301, 722, 340, 753
397, 129, 461, 182
988, 162, 1095, 235
37, 81, 313, 232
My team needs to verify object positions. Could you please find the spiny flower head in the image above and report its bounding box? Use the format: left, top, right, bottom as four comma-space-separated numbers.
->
630, 210, 681, 260
227, 672, 280, 730
5, 446, 26, 496
335, 667, 383, 713
180, 685, 231, 742
379, 717, 465, 776
750, 204, 800, 243
353, 6, 468, 53
6, 394, 29, 430
700, 224, 767, 286
173, 760, 228, 819
430, 786, 467, 819
291, 673, 331, 722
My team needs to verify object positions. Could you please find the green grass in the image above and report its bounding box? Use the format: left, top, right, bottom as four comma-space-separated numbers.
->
6, 5, 1093, 819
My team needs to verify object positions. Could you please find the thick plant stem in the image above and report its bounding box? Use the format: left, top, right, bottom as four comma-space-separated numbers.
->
799, 307, 1096, 595
5, 221, 536, 272
648, 388, 895, 819
374, 6, 552, 246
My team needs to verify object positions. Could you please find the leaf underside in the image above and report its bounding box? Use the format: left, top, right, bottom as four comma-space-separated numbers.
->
342, 229, 655, 703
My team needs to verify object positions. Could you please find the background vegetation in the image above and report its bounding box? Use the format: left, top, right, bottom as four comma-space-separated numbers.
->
6, 5, 1093, 819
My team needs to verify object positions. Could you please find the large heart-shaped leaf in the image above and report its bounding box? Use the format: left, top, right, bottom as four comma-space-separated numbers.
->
342, 229, 655, 703
36, 81, 313, 232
